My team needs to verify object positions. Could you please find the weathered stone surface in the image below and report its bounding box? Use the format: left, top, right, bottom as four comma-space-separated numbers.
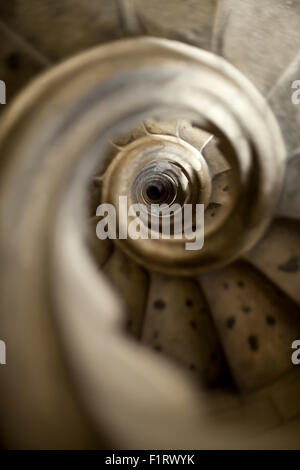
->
142, 273, 227, 387
104, 247, 149, 338
0, 0, 122, 61
200, 262, 300, 392
213, 0, 300, 95
245, 219, 300, 305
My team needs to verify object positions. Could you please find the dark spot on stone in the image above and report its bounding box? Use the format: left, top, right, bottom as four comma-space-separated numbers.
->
208, 202, 221, 210
5, 52, 21, 70
189, 363, 196, 371
211, 212, 215, 217
153, 299, 166, 310
226, 316, 236, 329
278, 256, 300, 273
241, 305, 251, 314
223, 282, 229, 290
186, 299, 193, 307
93, 179, 102, 188
154, 344, 162, 352
248, 335, 259, 352
266, 315, 276, 326
222, 185, 229, 192
189, 320, 197, 330
237, 280, 245, 288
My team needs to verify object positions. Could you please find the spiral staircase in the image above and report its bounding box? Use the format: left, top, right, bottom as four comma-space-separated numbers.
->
0, 0, 300, 449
